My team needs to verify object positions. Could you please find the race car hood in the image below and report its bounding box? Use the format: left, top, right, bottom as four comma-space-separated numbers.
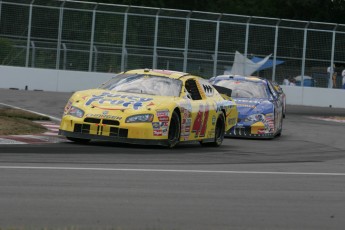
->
233, 98, 274, 118
66, 89, 176, 114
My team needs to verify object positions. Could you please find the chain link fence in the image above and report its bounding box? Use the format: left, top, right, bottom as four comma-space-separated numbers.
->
1, 0, 345, 88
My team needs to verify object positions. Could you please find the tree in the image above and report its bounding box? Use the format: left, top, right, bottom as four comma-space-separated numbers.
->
82, 0, 345, 24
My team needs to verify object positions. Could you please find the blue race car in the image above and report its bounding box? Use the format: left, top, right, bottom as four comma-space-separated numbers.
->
210, 75, 283, 138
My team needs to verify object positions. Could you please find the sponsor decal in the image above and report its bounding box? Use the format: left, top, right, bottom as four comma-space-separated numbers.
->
237, 104, 256, 108
179, 102, 192, 137
160, 122, 169, 127
202, 84, 213, 97
153, 129, 163, 136
265, 113, 274, 131
156, 110, 170, 122
235, 99, 261, 104
212, 115, 216, 125
64, 100, 73, 115
158, 116, 169, 122
85, 92, 153, 110
162, 127, 168, 136
156, 110, 169, 117
85, 114, 123, 120
152, 122, 168, 136
208, 129, 215, 138
152, 122, 160, 129
227, 118, 237, 126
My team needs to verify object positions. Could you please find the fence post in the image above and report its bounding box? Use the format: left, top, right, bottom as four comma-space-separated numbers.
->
121, 6, 129, 72
152, 9, 160, 69
213, 14, 222, 78
244, 17, 251, 72
93, 45, 98, 72
62, 43, 67, 70
25, 0, 34, 67
183, 11, 191, 73
301, 22, 309, 87
56, 1, 65, 70
0, 1, 2, 25
88, 4, 98, 72
272, 19, 280, 81
30, 41, 35, 67
329, 24, 337, 88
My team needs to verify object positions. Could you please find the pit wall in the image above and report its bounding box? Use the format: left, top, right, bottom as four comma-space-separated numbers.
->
1, 66, 345, 108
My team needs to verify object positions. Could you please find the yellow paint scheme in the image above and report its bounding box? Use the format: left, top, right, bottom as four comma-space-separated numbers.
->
250, 122, 266, 134
59, 69, 238, 146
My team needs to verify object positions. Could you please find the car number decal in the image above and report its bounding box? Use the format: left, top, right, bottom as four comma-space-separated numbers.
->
192, 104, 209, 137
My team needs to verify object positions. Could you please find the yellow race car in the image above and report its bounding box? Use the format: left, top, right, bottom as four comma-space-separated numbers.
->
59, 69, 238, 148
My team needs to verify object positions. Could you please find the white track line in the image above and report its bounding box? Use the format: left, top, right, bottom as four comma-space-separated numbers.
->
0, 166, 345, 176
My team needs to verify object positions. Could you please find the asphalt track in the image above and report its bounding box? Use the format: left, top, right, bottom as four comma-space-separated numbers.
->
1, 88, 345, 230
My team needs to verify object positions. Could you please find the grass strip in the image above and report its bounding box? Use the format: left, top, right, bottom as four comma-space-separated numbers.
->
0, 108, 50, 135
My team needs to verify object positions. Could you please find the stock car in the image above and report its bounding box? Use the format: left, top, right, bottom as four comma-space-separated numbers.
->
209, 75, 283, 139
59, 69, 238, 148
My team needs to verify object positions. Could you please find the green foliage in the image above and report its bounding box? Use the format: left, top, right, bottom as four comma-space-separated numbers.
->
82, 0, 345, 24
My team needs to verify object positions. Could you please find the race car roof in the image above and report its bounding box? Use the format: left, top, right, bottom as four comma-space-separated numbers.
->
124, 69, 190, 79
211, 75, 266, 84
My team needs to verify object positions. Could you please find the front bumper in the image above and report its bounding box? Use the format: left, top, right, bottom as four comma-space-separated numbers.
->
59, 129, 169, 146
226, 124, 275, 139
59, 115, 169, 145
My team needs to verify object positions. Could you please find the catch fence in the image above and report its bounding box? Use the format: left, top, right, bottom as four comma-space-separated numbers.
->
1, 0, 345, 88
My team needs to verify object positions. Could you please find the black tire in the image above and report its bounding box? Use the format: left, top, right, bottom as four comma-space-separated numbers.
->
200, 113, 225, 147
167, 111, 180, 148
275, 114, 283, 137
66, 137, 91, 143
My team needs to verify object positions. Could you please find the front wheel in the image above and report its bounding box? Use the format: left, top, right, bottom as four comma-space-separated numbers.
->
167, 111, 180, 148
200, 113, 225, 147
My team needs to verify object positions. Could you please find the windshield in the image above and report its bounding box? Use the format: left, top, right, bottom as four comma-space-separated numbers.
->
100, 74, 182, 97
214, 79, 269, 99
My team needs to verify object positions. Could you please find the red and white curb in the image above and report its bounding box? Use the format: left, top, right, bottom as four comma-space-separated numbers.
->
308, 116, 345, 123
0, 121, 68, 144
0, 103, 69, 145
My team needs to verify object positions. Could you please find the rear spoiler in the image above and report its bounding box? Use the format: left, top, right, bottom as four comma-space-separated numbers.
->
213, 85, 232, 99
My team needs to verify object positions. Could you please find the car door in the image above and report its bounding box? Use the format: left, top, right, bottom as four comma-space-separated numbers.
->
184, 78, 216, 140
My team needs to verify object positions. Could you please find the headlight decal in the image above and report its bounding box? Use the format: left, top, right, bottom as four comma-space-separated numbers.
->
67, 106, 85, 118
125, 114, 154, 123
245, 114, 265, 122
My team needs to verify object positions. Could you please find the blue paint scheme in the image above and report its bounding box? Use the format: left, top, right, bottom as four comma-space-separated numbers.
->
210, 75, 283, 138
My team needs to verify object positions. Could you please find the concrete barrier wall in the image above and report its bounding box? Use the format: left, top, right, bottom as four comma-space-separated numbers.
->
1, 66, 345, 108
280, 85, 345, 108
0, 65, 112, 92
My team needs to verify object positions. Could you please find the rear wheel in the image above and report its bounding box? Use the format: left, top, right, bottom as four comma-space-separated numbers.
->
200, 113, 225, 147
167, 111, 180, 148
